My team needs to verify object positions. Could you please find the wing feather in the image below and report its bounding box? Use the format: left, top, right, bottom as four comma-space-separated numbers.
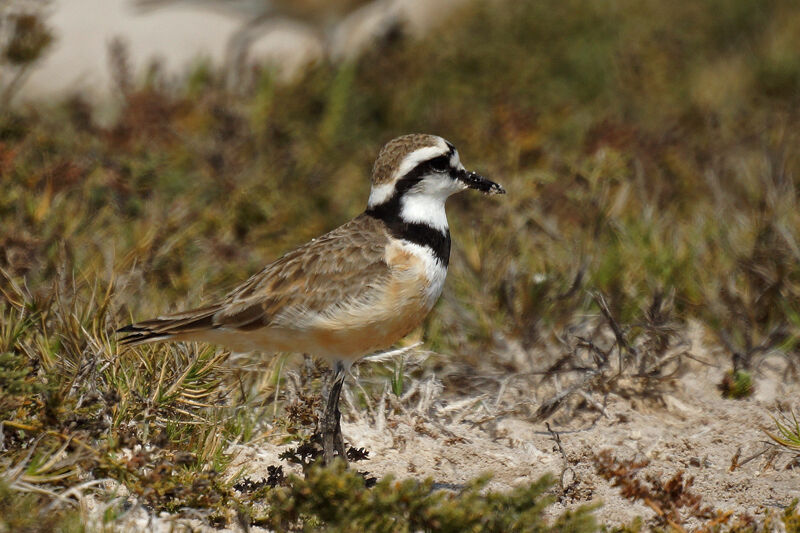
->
118, 214, 391, 344
214, 214, 391, 330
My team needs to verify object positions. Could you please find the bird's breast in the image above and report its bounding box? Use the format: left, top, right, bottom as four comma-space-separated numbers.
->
302, 238, 447, 359
384, 238, 448, 309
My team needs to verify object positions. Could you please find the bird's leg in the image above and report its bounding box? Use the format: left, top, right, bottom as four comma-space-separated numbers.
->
322, 361, 348, 465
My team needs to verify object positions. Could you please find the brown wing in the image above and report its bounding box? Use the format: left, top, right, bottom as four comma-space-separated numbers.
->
212, 213, 391, 330
118, 214, 391, 344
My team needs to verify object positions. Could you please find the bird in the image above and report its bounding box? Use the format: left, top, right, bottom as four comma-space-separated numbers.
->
118, 133, 505, 465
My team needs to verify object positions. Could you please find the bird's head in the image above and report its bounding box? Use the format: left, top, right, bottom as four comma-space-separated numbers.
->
368, 134, 505, 208
367, 134, 505, 216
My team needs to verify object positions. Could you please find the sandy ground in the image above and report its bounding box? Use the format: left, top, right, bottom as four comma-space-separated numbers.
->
222, 354, 800, 530
81, 333, 800, 531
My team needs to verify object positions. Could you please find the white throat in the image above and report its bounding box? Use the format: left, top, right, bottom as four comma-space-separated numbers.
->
399, 192, 449, 232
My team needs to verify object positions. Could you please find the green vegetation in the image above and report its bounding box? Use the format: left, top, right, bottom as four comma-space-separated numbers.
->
263, 464, 596, 532
1, 0, 799, 529
768, 409, 800, 453
718, 369, 754, 399
0, 478, 83, 533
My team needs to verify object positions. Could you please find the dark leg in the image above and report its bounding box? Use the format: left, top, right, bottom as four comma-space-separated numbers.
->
322, 361, 348, 465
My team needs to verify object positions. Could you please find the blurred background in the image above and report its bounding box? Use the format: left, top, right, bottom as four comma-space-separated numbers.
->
4, 0, 798, 372
1, 0, 800, 529
15, 0, 464, 100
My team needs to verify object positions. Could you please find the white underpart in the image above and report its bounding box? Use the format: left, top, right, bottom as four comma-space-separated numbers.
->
396, 241, 449, 304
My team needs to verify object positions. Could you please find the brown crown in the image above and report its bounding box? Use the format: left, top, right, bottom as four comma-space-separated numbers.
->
371, 134, 444, 185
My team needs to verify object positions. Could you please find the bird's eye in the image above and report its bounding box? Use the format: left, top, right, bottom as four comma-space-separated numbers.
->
428, 156, 450, 173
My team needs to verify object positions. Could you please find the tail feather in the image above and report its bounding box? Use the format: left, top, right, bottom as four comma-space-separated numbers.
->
117, 305, 221, 346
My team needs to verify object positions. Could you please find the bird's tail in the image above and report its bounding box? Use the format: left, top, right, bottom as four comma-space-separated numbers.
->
117, 305, 221, 346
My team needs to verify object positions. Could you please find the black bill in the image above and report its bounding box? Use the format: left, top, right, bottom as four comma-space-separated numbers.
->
456, 169, 506, 195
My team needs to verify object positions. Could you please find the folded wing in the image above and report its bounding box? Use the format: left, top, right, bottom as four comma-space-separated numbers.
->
118, 214, 391, 346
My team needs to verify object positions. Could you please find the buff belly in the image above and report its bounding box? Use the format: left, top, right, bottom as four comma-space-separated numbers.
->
191, 298, 431, 362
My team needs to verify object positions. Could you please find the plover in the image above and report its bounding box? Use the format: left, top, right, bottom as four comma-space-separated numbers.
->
118, 133, 505, 464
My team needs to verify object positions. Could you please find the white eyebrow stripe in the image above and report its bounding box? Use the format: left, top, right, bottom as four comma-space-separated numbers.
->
393, 146, 449, 180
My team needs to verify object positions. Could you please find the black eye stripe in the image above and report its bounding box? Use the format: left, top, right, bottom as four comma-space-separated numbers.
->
427, 155, 451, 172
397, 153, 454, 186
